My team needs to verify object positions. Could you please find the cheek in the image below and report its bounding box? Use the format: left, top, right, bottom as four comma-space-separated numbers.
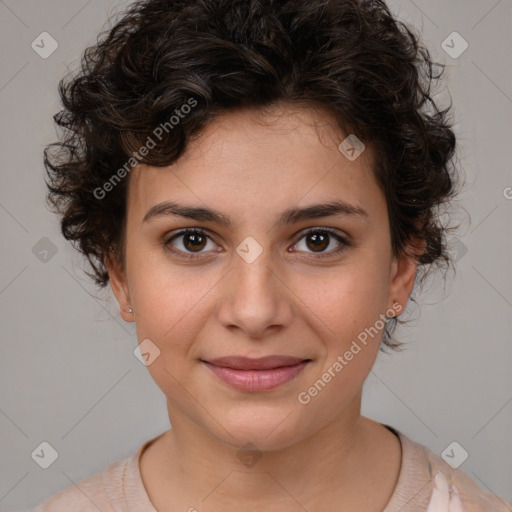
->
125, 248, 206, 348
126, 260, 210, 401
298, 260, 389, 334
294, 257, 390, 394
293, 267, 387, 426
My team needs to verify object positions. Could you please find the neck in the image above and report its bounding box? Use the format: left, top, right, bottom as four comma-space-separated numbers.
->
140, 393, 400, 510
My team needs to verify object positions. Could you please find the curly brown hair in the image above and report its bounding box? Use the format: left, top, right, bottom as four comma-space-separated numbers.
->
44, 0, 458, 350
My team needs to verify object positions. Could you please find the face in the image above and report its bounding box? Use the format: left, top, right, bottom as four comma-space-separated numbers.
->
108, 103, 418, 451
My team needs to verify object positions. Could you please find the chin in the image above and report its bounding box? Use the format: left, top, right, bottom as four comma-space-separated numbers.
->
211, 408, 308, 452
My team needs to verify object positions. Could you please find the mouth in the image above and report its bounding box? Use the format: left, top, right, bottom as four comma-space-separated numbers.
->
200, 356, 312, 392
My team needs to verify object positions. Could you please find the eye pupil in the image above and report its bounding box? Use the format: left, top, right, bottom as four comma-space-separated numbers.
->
307, 232, 329, 252
184, 233, 206, 251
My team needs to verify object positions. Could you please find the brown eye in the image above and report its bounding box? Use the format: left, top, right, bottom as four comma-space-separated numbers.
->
164, 228, 218, 259
305, 232, 330, 252
292, 228, 350, 259
182, 232, 207, 252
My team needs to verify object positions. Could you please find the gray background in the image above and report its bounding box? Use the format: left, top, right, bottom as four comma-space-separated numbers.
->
0, 0, 511, 510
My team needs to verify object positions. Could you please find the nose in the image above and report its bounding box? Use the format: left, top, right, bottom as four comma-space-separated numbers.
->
216, 244, 294, 339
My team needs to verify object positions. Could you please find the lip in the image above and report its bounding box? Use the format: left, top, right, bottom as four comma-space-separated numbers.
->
201, 356, 311, 392
205, 355, 308, 370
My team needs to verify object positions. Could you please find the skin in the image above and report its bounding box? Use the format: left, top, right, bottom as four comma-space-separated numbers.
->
107, 102, 423, 511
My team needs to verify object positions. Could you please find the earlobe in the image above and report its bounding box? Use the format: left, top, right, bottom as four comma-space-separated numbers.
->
105, 252, 133, 322
387, 239, 425, 315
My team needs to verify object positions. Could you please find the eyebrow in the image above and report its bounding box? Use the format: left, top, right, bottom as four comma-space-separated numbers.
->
142, 199, 368, 226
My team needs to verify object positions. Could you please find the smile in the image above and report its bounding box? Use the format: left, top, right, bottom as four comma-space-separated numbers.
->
201, 356, 311, 392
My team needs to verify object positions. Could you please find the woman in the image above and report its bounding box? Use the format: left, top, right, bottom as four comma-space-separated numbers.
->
34, 0, 511, 510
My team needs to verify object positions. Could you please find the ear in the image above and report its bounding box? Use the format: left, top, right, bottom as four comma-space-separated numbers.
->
105, 251, 133, 322
386, 238, 426, 316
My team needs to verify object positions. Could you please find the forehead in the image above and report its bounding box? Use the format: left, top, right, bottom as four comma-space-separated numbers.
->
126, 103, 383, 223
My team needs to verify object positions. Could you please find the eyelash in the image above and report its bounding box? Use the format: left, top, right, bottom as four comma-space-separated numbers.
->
164, 227, 351, 261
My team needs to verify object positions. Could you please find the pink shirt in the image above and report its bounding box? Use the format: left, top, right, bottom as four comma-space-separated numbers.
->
32, 426, 511, 511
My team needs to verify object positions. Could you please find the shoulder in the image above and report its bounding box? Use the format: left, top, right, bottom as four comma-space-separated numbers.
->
395, 428, 512, 512
31, 455, 133, 512
424, 445, 511, 512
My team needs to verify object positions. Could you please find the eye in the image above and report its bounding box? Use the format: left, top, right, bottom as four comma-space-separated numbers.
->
164, 227, 351, 261
164, 228, 220, 259
290, 228, 350, 259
